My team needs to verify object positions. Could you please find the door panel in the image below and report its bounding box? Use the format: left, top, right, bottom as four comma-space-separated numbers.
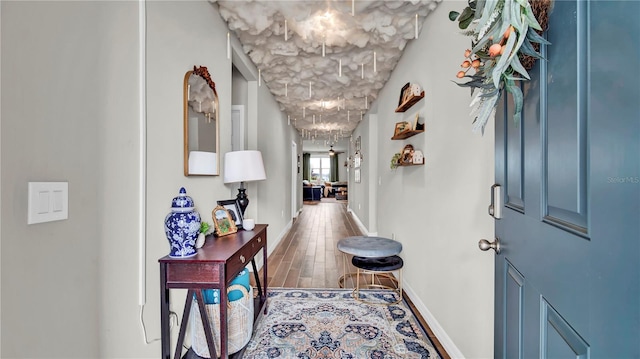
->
506, 91, 525, 212
543, 0, 589, 232
504, 262, 524, 359
542, 299, 590, 359
493, 1, 639, 358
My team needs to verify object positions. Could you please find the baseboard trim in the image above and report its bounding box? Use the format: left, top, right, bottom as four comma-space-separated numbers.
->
402, 281, 465, 359
347, 208, 377, 237
250, 219, 292, 271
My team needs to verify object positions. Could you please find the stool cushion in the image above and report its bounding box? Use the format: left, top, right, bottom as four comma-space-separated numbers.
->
352, 255, 404, 271
337, 236, 402, 257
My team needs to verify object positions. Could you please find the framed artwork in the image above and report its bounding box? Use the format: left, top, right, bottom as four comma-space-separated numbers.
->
394, 121, 411, 136
217, 199, 243, 228
398, 82, 410, 106
211, 205, 237, 237
354, 168, 361, 183
401, 144, 414, 165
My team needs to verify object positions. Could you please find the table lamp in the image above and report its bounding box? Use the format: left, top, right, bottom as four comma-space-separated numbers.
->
223, 150, 267, 216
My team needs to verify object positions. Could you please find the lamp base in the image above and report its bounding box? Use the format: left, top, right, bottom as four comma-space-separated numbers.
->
236, 187, 249, 216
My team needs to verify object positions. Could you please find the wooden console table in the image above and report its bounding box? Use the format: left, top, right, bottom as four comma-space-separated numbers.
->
159, 224, 268, 359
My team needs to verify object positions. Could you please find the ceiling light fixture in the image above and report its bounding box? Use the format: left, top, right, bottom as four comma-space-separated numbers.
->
329, 146, 336, 156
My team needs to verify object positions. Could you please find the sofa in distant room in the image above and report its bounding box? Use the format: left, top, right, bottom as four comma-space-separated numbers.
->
302, 180, 323, 201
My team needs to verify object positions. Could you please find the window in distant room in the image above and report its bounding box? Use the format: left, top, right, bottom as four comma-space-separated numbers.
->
310, 157, 331, 181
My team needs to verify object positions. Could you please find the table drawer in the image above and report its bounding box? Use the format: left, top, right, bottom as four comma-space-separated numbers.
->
166, 263, 220, 288
226, 235, 264, 280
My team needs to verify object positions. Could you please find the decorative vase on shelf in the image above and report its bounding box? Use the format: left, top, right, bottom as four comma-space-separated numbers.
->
164, 187, 201, 258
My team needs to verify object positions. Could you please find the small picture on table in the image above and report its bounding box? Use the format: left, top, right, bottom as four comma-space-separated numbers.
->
217, 199, 243, 228
211, 205, 237, 237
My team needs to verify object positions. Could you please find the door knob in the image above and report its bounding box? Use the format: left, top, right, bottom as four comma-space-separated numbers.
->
478, 238, 501, 254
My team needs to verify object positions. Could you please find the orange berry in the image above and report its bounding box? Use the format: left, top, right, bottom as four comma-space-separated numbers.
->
464, 49, 472, 57
461, 60, 471, 68
489, 43, 502, 57
456, 71, 465, 78
503, 26, 511, 39
472, 59, 481, 68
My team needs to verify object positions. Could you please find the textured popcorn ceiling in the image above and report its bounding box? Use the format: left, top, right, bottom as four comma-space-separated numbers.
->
216, 0, 440, 141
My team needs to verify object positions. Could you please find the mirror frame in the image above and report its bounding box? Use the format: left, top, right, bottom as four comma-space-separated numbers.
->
183, 66, 220, 176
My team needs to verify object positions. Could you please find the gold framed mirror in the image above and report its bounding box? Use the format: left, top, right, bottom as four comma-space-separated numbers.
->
184, 66, 219, 176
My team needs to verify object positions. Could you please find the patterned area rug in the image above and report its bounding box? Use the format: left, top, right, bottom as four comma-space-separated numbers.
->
242, 288, 442, 359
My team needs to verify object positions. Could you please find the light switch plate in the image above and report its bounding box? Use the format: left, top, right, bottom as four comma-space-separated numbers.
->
28, 182, 68, 224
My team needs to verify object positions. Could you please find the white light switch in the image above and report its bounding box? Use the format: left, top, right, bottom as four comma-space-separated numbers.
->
28, 182, 68, 224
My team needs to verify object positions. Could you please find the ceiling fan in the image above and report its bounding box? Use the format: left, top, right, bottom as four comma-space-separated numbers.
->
328, 145, 345, 156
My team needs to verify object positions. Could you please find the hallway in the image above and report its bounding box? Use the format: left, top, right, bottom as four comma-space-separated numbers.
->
263, 200, 450, 358
267, 200, 362, 288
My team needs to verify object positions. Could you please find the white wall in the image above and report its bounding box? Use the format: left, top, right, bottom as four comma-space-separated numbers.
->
255, 81, 299, 246
351, 1, 495, 357
348, 119, 371, 233
1, 1, 138, 357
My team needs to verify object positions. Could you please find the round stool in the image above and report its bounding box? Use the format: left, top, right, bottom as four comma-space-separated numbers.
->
336, 236, 402, 289
352, 255, 403, 305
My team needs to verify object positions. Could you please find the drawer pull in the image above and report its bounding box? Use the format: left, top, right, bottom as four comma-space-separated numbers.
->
257, 237, 262, 243
240, 255, 246, 264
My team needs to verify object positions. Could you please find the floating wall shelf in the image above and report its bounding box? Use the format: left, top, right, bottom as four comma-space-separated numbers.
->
397, 160, 425, 167
395, 91, 425, 112
391, 129, 424, 140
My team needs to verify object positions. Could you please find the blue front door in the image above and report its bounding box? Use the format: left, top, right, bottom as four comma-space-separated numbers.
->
493, 1, 639, 357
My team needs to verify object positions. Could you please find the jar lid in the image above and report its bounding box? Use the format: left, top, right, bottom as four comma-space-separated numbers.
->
171, 187, 195, 212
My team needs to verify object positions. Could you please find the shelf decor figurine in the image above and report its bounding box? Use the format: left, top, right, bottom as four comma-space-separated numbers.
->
164, 187, 201, 258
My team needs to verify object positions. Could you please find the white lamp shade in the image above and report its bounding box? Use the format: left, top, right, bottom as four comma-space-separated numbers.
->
223, 150, 267, 184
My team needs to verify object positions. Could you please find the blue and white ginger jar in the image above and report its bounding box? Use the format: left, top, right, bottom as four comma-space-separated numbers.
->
164, 187, 201, 258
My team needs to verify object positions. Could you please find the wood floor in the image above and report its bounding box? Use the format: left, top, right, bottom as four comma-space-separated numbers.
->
261, 199, 451, 359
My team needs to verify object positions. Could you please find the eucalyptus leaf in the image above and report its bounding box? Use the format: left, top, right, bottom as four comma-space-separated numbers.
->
509, 53, 531, 79
505, 79, 523, 125
460, 15, 475, 29
477, 0, 498, 33
449, 11, 460, 21
507, 23, 531, 63
460, 7, 475, 21
518, 39, 541, 58
523, 5, 543, 30
510, 0, 524, 32
492, 32, 517, 88
527, 27, 550, 45
473, 0, 484, 19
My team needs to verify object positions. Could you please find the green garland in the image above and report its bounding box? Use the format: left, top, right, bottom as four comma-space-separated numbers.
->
450, 0, 550, 134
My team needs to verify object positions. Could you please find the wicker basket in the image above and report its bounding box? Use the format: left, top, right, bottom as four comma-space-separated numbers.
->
190, 285, 254, 358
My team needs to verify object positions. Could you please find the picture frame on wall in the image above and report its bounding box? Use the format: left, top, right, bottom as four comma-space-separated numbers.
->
413, 113, 425, 131
394, 121, 411, 136
355, 168, 361, 183
398, 82, 410, 106
217, 199, 243, 228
